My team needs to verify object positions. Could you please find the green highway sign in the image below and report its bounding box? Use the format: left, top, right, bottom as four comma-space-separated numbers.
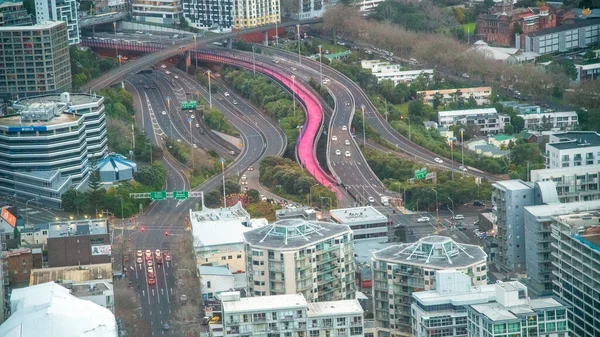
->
150, 191, 167, 200
414, 168, 427, 180
173, 191, 189, 200
181, 101, 197, 110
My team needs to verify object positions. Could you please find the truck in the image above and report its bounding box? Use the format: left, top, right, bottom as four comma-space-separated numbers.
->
380, 196, 390, 206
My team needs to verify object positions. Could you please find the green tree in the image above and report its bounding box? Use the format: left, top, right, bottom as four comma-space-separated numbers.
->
513, 22, 523, 35
205, 190, 222, 207
510, 141, 544, 167
583, 50, 597, 60
13, 227, 20, 242
246, 189, 260, 203
225, 179, 241, 195
87, 162, 105, 216
432, 92, 444, 109
61, 189, 78, 212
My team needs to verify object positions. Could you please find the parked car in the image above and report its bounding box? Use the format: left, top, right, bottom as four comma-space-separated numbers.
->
452, 214, 465, 220
473, 201, 485, 206
417, 217, 430, 223
368, 196, 375, 203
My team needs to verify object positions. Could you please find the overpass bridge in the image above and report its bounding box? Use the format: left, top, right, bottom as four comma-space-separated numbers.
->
79, 12, 128, 28
80, 18, 322, 92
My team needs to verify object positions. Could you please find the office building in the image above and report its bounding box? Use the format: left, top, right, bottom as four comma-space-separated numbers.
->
46, 219, 110, 267
417, 87, 493, 107
0, 282, 117, 336
551, 210, 600, 337
191, 202, 267, 274
0, 93, 108, 208
232, 0, 279, 29
34, 0, 79, 45
546, 131, 600, 169
220, 292, 364, 337
438, 108, 511, 134
132, 0, 183, 25
530, 164, 600, 203
371, 236, 488, 337
0, 21, 71, 97
520, 111, 578, 132
517, 19, 600, 55
467, 284, 568, 337
491, 180, 558, 273
524, 200, 600, 295
0, 1, 32, 26
329, 206, 390, 240
182, 0, 233, 31
243, 219, 356, 302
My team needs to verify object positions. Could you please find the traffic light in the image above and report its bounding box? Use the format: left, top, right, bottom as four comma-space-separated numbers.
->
165, 231, 169, 236
141, 227, 145, 232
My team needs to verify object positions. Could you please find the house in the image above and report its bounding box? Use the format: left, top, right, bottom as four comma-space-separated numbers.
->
360, 60, 434, 85
468, 140, 510, 158
423, 121, 438, 130
199, 266, 235, 300
520, 111, 578, 131
418, 87, 492, 106
517, 131, 538, 143
488, 134, 516, 148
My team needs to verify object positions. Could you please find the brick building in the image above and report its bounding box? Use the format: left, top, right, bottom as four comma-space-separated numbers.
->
2, 248, 32, 286
46, 220, 111, 267
476, 1, 574, 46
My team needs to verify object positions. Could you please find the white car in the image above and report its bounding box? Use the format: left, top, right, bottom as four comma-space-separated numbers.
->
417, 217, 430, 223
332, 136, 337, 141
291, 67, 297, 71
192, 144, 197, 148
195, 123, 200, 128
224, 92, 230, 97
233, 101, 238, 105
458, 165, 467, 172
368, 196, 375, 203
335, 150, 341, 156
434, 157, 443, 164
177, 139, 181, 143
241, 175, 247, 180
161, 64, 166, 69
190, 115, 195, 119
345, 151, 351, 157
165, 71, 171, 75
345, 140, 350, 146
174, 75, 179, 79
161, 111, 167, 116
342, 125, 347, 131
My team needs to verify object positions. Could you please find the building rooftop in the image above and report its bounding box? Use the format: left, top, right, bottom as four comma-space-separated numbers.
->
243, 219, 352, 249
531, 164, 600, 180
373, 236, 487, 269
307, 299, 363, 317
525, 200, 600, 218
417, 87, 492, 95
2, 248, 31, 258
192, 201, 250, 222
14, 93, 103, 108
470, 297, 565, 322
438, 108, 498, 118
97, 155, 137, 173
0, 109, 79, 127
547, 131, 600, 150
492, 179, 532, 191
554, 210, 600, 251
528, 18, 600, 37
199, 266, 233, 277
0, 20, 64, 31
329, 206, 387, 225
222, 294, 307, 313
1, 282, 117, 337
29, 263, 113, 285
492, 134, 514, 142
47, 219, 108, 238
413, 272, 498, 307
67, 281, 112, 297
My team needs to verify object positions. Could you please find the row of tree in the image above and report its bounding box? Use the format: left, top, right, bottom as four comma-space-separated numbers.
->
70, 46, 117, 89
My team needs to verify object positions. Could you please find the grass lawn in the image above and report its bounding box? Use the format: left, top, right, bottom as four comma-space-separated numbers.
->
313, 38, 347, 54
463, 22, 476, 34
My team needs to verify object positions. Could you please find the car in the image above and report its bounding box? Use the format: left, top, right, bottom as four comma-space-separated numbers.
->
163, 323, 170, 331
145, 249, 152, 258
342, 125, 347, 131
458, 165, 467, 172
177, 139, 181, 143
335, 149, 341, 156
345, 102, 350, 106
260, 195, 267, 201
273, 59, 280, 64
291, 67, 297, 71
332, 136, 337, 141
195, 123, 200, 128
233, 100, 238, 105
193, 144, 197, 149
190, 115, 195, 119
161, 110, 167, 116
229, 150, 236, 155
417, 217, 430, 223
473, 201, 485, 206
165, 71, 171, 75
452, 215, 465, 220
147, 266, 154, 274
248, 166, 254, 171
241, 175, 247, 180
345, 140, 350, 146
174, 75, 179, 79
368, 196, 375, 203
136, 257, 143, 264
148, 277, 156, 285
224, 92, 230, 97
160, 64, 166, 69
136, 250, 143, 257
147, 260, 153, 267
164, 251, 172, 262
434, 157, 443, 164
345, 151, 351, 157
461, 73, 470, 78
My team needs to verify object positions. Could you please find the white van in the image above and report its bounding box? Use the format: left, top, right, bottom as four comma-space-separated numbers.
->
452, 214, 464, 220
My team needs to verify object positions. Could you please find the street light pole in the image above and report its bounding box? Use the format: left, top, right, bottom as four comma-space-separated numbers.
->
361, 105, 366, 147
189, 118, 194, 168
194, 35, 198, 69
221, 158, 226, 207
460, 128, 465, 170
25, 197, 37, 225
296, 24, 301, 64
252, 45, 256, 76
118, 195, 124, 220
275, 18, 279, 47
292, 75, 296, 117
318, 44, 323, 86
451, 138, 454, 181
431, 189, 439, 234
207, 70, 212, 109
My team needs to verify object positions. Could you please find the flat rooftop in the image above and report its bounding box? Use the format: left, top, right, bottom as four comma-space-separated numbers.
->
222, 294, 307, 313
0, 111, 78, 127
413, 283, 497, 306
531, 164, 600, 179
439, 108, 497, 117
418, 87, 492, 95
67, 281, 112, 297
243, 219, 352, 249
191, 202, 250, 222
525, 200, 600, 218
373, 236, 487, 269
0, 21, 63, 31
48, 219, 108, 238
30, 263, 113, 285
554, 211, 600, 250
493, 179, 532, 191
548, 131, 600, 150
471, 297, 564, 322
307, 299, 363, 317
329, 206, 387, 224
14, 93, 103, 107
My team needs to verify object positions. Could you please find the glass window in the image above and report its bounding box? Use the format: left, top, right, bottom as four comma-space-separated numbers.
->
546, 322, 556, 332
546, 311, 555, 320
508, 323, 520, 333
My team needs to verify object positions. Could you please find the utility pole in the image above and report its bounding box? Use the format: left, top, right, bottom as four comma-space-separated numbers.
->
451, 138, 454, 181
194, 35, 198, 69
189, 117, 194, 168
292, 75, 296, 117
296, 24, 301, 64
318, 44, 323, 86
460, 128, 465, 170
131, 123, 135, 160
361, 105, 366, 147
252, 45, 256, 76
220, 158, 226, 207
207, 70, 212, 109
432, 188, 439, 235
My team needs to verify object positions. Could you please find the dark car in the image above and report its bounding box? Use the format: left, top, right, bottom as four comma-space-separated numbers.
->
473, 201, 485, 206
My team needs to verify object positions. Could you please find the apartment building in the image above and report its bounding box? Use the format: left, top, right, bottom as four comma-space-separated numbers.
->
467, 284, 568, 337
491, 180, 558, 273
371, 236, 488, 337
530, 164, 600, 203
232, 0, 279, 29
351, 0, 386, 13
243, 219, 356, 302
576, 62, 600, 81
0, 21, 71, 97
360, 60, 401, 74
35, 0, 79, 44
132, 0, 183, 25
0, 1, 32, 27
520, 111, 578, 132
182, 0, 233, 31
551, 210, 600, 337
417, 87, 492, 107
220, 292, 364, 337
545, 131, 600, 169
374, 69, 433, 86
288, 0, 324, 20
517, 19, 600, 55
438, 108, 511, 134
524, 200, 600, 295
329, 206, 390, 240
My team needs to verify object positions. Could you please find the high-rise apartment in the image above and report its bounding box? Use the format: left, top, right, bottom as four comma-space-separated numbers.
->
132, 0, 183, 25
0, 21, 71, 97
35, 0, 79, 44
545, 131, 600, 169
0, 1, 32, 27
232, 0, 279, 29
288, 0, 323, 20
530, 164, 600, 203
371, 236, 488, 337
551, 210, 600, 337
182, 0, 233, 31
243, 219, 355, 302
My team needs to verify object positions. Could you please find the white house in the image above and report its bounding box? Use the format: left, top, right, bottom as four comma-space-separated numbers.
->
200, 266, 236, 300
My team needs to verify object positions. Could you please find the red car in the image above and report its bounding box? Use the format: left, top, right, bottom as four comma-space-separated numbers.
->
164, 251, 172, 262
148, 277, 156, 285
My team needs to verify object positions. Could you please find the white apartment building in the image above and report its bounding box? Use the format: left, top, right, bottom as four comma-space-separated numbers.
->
360, 60, 401, 73
243, 219, 356, 302
360, 60, 433, 85
438, 108, 511, 134
132, 0, 183, 25
200, 266, 236, 300
35, 0, 79, 44
521, 111, 578, 132
417, 87, 492, 106
576, 62, 600, 81
545, 131, 600, 169
530, 164, 600, 203
329, 206, 389, 240
371, 236, 488, 337
232, 0, 279, 29
289, 0, 324, 20
351, 0, 386, 13
182, 0, 233, 31
220, 292, 364, 337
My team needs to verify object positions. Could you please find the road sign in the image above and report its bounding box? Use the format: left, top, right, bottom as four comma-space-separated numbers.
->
414, 168, 427, 180
425, 172, 436, 180
150, 191, 167, 200
173, 191, 189, 200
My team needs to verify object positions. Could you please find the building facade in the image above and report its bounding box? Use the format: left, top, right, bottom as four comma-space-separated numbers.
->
371, 236, 488, 337
244, 219, 356, 302
329, 206, 390, 240
200, 266, 236, 300
517, 19, 600, 55
288, 0, 323, 21
438, 108, 510, 134
545, 131, 600, 169
34, 0, 79, 44
576, 61, 600, 81
520, 111, 578, 132
551, 210, 600, 337
530, 164, 600, 203
46, 219, 111, 267
0, 1, 32, 27
232, 0, 279, 29
1, 248, 32, 286
0, 21, 71, 97
182, 0, 233, 31
132, 0, 183, 25
418, 87, 492, 107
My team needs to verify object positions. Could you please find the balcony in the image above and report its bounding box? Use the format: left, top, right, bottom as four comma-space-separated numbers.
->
281, 315, 295, 322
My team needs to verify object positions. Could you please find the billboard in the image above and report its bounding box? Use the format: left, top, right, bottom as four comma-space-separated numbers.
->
1, 207, 16, 227
91, 245, 112, 256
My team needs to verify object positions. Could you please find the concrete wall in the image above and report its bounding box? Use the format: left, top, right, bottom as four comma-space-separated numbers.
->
117, 21, 193, 35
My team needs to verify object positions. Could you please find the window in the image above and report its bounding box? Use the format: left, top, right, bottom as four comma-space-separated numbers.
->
310, 331, 319, 337
228, 255, 233, 260
207, 281, 211, 288
222, 256, 226, 260
237, 254, 242, 259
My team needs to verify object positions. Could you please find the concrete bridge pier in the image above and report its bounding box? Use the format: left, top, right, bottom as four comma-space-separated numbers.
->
263, 31, 269, 46
227, 38, 233, 49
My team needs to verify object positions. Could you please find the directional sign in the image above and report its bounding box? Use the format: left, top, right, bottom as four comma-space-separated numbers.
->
414, 168, 427, 180
150, 191, 167, 200
219, 158, 226, 163
173, 191, 189, 200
